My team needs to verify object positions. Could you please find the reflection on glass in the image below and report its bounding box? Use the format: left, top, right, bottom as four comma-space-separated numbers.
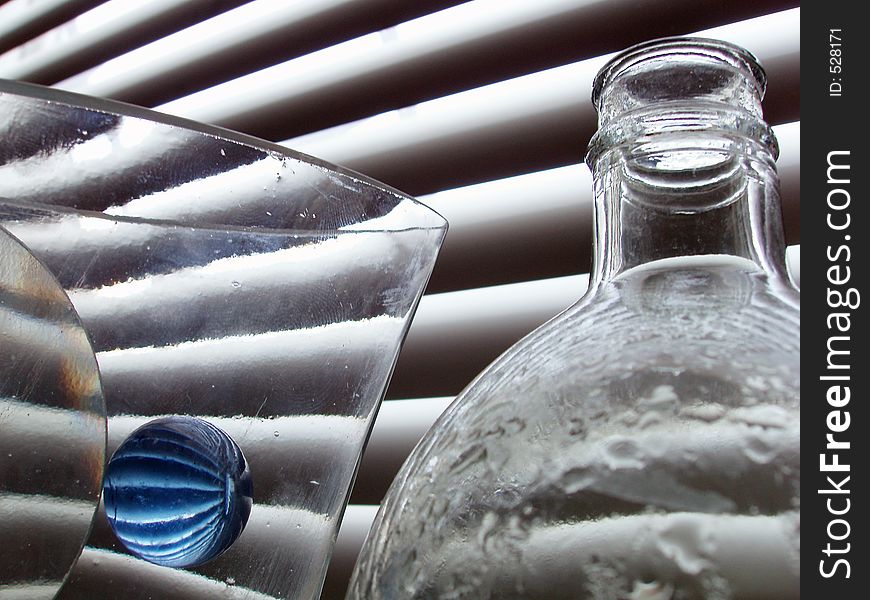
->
0, 79, 446, 599
0, 226, 106, 598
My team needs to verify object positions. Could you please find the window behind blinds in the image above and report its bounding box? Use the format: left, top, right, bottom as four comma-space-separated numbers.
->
0, 1, 801, 597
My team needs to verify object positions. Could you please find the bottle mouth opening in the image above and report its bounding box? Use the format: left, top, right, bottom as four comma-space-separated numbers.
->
591, 37, 767, 111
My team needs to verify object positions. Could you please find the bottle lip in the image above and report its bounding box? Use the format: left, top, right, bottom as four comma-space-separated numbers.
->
585, 105, 780, 166
591, 37, 768, 110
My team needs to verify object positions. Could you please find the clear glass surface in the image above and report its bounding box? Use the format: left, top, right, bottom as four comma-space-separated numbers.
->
0, 79, 446, 599
1, 226, 106, 599
350, 38, 799, 599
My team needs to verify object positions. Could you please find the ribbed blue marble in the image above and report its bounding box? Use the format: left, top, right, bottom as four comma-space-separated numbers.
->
103, 416, 253, 568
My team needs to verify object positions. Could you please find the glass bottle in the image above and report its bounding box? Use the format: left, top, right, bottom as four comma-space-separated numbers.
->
349, 37, 800, 599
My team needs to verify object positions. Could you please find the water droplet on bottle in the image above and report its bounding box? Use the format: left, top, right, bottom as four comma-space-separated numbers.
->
231, 281, 241, 288
743, 434, 776, 463
628, 580, 674, 600
476, 512, 498, 548
654, 516, 714, 576
226, 576, 235, 585
273, 430, 279, 437
603, 436, 644, 469
103, 416, 253, 568
561, 466, 596, 494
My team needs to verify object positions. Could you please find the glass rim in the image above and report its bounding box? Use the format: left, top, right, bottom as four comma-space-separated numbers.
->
591, 37, 768, 110
0, 79, 448, 234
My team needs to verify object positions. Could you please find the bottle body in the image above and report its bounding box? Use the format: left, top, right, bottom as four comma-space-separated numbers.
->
349, 38, 799, 599
351, 255, 798, 599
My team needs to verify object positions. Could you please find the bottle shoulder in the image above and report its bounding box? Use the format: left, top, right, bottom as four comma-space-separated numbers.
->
399, 255, 799, 478
484, 256, 799, 389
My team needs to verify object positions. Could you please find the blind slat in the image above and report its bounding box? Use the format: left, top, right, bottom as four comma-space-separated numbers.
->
325, 505, 380, 600
281, 8, 799, 195
0, 0, 104, 54
0, 0, 249, 83
147, 0, 797, 142
55, 0, 468, 107
352, 397, 454, 504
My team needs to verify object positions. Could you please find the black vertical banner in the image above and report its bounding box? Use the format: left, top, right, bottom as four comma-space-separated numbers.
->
802, 2, 867, 598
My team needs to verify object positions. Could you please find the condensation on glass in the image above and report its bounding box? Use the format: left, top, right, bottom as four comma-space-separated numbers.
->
0, 79, 446, 599
349, 38, 800, 599
1, 225, 106, 599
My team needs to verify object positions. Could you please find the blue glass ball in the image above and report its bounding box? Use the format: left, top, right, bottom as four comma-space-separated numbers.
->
103, 416, 253, 568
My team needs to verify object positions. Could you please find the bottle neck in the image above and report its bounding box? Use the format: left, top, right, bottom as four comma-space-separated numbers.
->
585, 37, 789, 288
587, 126, 789, 287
